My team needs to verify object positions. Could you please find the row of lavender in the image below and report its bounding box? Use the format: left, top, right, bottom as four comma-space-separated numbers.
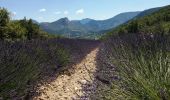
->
99, 34, 170, 99
0, 38, 100, 99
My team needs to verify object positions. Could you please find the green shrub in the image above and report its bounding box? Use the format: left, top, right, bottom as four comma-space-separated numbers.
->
56, 48, 70, 67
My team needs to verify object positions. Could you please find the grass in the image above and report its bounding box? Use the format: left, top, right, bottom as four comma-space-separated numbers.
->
103, 34, 170, 99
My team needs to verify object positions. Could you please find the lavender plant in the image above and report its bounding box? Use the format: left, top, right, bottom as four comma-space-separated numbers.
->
103, 34, 170, 99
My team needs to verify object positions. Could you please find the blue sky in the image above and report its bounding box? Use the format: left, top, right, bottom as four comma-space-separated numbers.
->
0, 0, 170, 22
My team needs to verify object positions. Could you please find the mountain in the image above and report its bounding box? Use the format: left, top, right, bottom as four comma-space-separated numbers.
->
134, 7, 162, 18
40, 12, 140, 38
106, 5, 170, 36
37, 6, 169, 39
85, 11, 141, 31
79, 18, 94, 24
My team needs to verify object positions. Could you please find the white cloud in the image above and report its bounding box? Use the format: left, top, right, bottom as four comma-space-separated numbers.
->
39, 8, 46, 12
76, 9, 84, 15
38, 17, 43, 20
54, 11, 61, 15
64, 11, 69, 15
11, 11, 17, 16
11, 11, 17, 17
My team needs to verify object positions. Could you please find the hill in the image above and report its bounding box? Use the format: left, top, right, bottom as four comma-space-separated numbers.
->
134, 7, 162, 18
39, 12, 140, 38
106, 5, 170, 36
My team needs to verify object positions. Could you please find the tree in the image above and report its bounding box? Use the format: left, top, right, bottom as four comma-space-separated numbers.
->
0, 8, 10, 27
27, 19, 40, 39
128, 21, 139, 33
0, 8, 10, 39
7, 21, 27, 40
0, 8, 53, 40
19, 18, 41, 40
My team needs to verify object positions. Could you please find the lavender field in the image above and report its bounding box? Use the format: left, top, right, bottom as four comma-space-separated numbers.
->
0, 38, 100, 99
1, 1, 170, 100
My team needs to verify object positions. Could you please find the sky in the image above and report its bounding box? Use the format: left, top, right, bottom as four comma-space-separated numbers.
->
0, 0, 170, 22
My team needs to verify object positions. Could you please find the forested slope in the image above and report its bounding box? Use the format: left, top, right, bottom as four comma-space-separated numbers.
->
106, 5, 170, 36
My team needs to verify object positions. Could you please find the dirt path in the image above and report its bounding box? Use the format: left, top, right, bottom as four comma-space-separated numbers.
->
33, 47, 99, 100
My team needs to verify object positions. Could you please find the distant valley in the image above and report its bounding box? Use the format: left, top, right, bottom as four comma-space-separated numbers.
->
37, 6, 162, 39
38, 12, 140, 39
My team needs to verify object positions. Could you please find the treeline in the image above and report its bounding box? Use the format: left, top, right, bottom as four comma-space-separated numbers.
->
106, 5, 170, 36
0, 8, 57, 41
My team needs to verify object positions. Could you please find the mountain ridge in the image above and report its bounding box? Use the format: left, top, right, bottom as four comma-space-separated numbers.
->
39, 11, 141, 38
105, 5, 170, 36
38, 6, 165, 38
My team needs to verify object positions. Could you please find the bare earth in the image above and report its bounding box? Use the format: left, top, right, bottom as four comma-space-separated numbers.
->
33, 47, 99, 100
